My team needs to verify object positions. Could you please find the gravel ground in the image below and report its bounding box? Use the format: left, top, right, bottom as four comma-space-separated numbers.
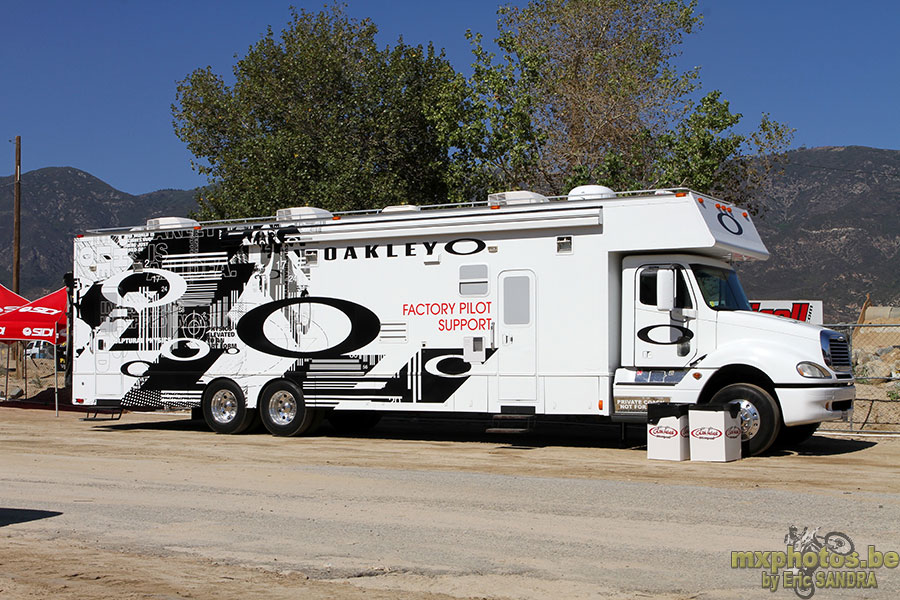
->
1, 407, 899, 600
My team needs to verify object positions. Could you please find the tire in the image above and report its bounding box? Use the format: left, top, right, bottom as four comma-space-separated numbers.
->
243, 407, 263, 433
824, 532, 854, 555
775, 422, 819, 448
307, 409, 326, 435
258, 380, 319, 437
711, 383, 782, 456
202, 379, 255, 434
794, 571, 816, 599
327, 410, 382, 434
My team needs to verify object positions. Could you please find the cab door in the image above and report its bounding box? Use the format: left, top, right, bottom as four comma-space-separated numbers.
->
633, 265, 698, 367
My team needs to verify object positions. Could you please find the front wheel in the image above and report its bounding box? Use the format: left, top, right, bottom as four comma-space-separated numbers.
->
794, 571, 816, 599
258, 380, 320, 437
711, 383, 782, 456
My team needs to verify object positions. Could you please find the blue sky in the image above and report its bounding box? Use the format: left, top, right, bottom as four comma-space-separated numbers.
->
1, 0, 897, 194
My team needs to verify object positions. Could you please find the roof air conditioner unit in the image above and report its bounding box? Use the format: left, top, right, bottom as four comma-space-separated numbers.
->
276, 207, 334, 222
487, 190, 549, 205
145, 217, 200, 230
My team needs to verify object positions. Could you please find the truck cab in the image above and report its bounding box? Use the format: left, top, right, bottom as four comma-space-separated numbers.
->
615, 253, 853, 455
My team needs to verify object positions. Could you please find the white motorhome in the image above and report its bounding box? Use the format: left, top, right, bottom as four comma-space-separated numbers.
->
70, 186, 854, 455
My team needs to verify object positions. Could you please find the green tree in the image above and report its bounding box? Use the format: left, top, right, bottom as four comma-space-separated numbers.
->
175, 1, 793, 217
656, 91, 794, 204
173, 5, 468, 218
466, 0, 793, 205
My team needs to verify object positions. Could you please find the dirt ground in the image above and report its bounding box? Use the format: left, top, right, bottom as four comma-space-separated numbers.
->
3, 406, 900, 600
0, 356, 61, 400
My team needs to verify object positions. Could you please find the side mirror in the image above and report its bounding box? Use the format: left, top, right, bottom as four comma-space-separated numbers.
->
656, 267, 676, 311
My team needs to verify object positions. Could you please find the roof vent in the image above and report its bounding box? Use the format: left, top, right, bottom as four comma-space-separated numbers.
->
276, 206, 333, 222
381, 205, 421, 213
487, 190, 549, 205
566, 185, 615, 200
145, 216, 200, 230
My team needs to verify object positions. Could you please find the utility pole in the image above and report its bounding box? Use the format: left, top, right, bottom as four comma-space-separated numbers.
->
12, 136, 22, 378
13, 135, 21, 294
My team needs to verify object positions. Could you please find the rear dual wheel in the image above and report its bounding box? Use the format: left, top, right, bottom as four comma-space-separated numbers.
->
258, 380, 322, 436
202, 379, 257, 434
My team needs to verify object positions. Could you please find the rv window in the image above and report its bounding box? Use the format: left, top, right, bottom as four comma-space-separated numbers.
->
459, 264, 489, 296
461, 281, 489, 295
503, 276, 530, 325
639, 268, 693, 309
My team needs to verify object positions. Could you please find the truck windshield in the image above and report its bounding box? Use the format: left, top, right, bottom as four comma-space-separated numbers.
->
690, 264, 751, 311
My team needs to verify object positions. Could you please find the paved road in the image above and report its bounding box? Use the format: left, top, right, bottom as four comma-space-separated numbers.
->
2, 408, 899, 599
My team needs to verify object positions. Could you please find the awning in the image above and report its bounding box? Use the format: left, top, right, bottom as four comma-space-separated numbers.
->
0, 287, 67, 344
0, 284, 28, 317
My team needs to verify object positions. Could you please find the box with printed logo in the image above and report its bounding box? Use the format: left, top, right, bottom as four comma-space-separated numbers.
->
646, 403, 691, 461
688, 404, 742, 462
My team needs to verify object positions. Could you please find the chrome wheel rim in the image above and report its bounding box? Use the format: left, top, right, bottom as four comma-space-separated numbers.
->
268, 391, 297, 425
210, 390, 238, 424
731, 399, 760, 440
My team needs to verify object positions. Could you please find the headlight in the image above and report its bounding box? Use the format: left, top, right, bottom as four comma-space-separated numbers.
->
797, 361, 830, 378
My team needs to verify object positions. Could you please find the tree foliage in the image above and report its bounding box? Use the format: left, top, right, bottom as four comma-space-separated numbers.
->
173, 6, 467, 218
466, 0, 793, 205
174, 2, 793, 218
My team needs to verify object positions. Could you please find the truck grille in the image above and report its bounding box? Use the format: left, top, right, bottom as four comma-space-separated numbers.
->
823, 333, 852, 371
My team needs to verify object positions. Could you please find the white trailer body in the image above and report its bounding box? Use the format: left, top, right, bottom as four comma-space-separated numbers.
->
70, 188, 854, 454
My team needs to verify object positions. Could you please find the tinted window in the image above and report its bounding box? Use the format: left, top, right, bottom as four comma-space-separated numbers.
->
639, 268, 693, 309
690, 264, 751, 311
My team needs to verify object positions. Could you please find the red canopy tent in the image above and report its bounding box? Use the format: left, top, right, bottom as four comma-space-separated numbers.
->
0, 287, 67, 413
0, 287, 67, 344
0, 283, 29, 400
0, 283, 28, 318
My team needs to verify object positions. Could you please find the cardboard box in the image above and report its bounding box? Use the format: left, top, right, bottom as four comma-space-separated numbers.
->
647, 403, 690, 461
688, 404, 742, 462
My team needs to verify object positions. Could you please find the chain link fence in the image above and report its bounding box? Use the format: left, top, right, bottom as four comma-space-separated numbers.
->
821, 322, 900, 432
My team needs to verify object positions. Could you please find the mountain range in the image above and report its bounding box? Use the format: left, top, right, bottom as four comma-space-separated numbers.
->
1, 145, 897, 322
737, 146, 899, 321
0, 167, 195, 299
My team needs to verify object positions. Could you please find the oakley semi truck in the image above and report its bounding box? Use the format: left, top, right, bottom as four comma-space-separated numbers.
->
70, 185, 854, 455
